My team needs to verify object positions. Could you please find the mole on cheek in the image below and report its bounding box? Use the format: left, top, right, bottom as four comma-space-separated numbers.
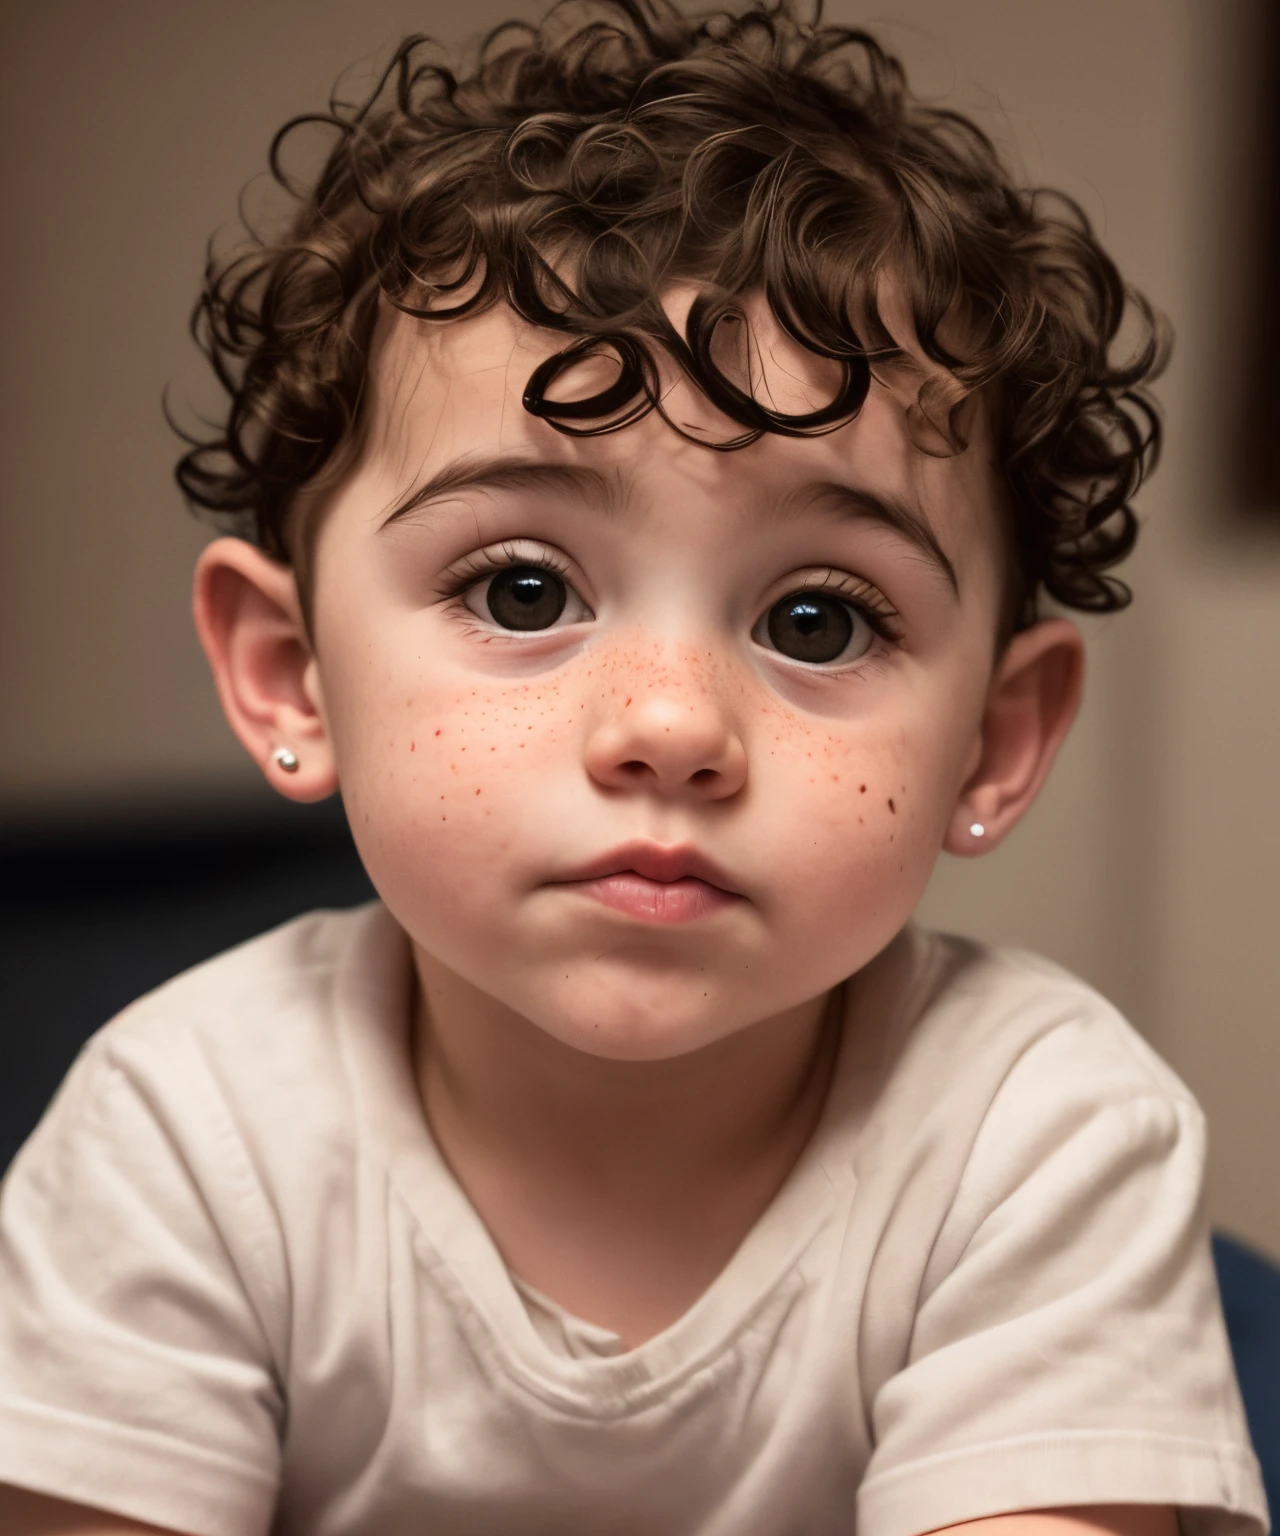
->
888, 798, 896, 813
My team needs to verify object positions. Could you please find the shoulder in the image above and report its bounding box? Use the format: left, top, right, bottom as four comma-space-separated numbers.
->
877, 927, 1197, 1124
844, 929, 1205, 1247
7, 902, 409, 1258
97, 899, 390, 1050
80, 900, 402, 1116
1, 901, 410, 1355
927, 932, 1201, 1148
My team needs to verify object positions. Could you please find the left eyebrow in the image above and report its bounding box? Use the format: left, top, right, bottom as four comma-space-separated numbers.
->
787, 481, 960, 597
380, 452, 618, 528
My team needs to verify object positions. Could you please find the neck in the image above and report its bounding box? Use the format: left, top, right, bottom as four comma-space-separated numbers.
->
411, 951, 842, 1203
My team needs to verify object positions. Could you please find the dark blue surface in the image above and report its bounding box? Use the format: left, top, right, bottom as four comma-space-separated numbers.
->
1215, 1232, 1280, 1513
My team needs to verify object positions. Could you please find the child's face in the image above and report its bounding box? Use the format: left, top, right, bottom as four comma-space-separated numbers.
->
300, 299, 1017, 1059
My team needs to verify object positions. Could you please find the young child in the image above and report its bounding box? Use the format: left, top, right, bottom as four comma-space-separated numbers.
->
0, 3, 1267, 1533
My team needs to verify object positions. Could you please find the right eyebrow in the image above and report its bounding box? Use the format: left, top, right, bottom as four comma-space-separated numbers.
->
789, 480, 960, 598
380, 453, 619, 528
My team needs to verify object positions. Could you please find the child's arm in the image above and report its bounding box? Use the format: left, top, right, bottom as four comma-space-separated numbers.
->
930, 1508, 1178, 1536
0, 1485, 192, 1534
0, 1486, 1178, 1536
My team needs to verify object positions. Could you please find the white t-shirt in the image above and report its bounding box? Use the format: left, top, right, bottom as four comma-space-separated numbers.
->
0, 904, 1266, 1536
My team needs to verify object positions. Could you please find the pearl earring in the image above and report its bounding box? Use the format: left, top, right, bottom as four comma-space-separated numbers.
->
968, 822, 985, 838
272, 747, 300, 774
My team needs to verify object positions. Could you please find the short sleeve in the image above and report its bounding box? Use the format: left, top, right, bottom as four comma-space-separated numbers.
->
857, 1022, 1269, 1536
0, 1026, 285, 1536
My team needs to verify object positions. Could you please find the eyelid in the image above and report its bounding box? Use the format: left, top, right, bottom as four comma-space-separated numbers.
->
440, 538, 596, 630
764, 568, 902, 639
437, 539, 585, 602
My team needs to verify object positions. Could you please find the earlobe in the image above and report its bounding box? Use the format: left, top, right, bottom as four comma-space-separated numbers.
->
193, 537, 338, 803
943, 618, 1084, 857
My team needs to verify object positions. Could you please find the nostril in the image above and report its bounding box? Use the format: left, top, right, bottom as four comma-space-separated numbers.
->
690, 768, 717, 786
620, 760, 648, 776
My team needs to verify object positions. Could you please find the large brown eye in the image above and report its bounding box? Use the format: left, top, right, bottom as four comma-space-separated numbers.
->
765, 592, 861, 664
485, 566, 568, 630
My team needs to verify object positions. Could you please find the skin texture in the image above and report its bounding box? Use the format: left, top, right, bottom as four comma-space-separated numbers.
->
2, 298, 1169, 1533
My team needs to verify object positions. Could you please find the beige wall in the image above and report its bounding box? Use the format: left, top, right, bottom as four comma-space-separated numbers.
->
2, 1, 1276, 1254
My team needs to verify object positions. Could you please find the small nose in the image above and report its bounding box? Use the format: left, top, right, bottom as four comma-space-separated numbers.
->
585, 677, 748, 801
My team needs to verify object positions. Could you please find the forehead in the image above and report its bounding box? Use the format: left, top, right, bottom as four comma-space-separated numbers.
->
352, 297, 1006, 599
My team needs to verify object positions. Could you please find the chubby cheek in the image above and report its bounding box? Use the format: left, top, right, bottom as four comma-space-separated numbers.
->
328, 667, 575, 925
757, 707, 960, 964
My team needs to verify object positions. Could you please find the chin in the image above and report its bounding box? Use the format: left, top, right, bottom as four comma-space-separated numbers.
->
529, 974, 748, 1062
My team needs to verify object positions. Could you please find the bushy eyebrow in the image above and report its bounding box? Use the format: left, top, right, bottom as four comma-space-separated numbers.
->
789, 482, 960, 597
380, 453, 618, 526
380, 451, 959, 596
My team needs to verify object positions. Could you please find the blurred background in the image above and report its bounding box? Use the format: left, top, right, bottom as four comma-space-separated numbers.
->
1, 0, 1276, 1284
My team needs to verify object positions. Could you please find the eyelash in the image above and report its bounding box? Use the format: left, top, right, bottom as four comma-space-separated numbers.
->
436, 542, 577, 602
789, 569, 903, 644
439, 546, 903, 650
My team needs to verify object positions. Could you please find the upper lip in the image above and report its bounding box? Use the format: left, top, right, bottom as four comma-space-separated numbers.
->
556, 841, 743, 895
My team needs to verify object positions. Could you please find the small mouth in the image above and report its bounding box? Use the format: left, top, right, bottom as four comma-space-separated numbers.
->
551, 842, 744, 924
558, 841, 741, 893
569, 871, 741, 924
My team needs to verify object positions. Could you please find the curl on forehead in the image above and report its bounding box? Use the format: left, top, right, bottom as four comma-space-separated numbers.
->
355, 279, 977, 504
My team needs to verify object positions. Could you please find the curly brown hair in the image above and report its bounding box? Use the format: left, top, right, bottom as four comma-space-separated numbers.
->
174, 0, 1167, 631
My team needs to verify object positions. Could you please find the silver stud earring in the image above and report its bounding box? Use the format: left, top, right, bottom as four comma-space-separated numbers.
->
968, 822, 986, 838
272, 747, 300, 774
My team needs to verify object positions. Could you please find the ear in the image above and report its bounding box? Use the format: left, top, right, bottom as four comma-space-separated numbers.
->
193, 537, 337, 803
943, 618, 1084, 856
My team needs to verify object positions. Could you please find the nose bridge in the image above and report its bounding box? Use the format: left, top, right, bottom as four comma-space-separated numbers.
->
612, 628, 726, 722
586, 628, 747, 796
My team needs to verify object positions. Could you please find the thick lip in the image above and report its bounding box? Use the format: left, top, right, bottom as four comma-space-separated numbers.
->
552, 841, 744, 896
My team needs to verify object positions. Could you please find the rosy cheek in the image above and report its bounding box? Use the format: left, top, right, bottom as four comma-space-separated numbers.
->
354, 677, 576, 823
771, 723, 941, 892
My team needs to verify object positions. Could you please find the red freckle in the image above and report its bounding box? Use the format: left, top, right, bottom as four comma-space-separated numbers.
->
410, 742, 415, 752
888, 798, 896, 813
625, 697, 632, 707
860, 784, 867, 793
475, 788, 482, 795
435, 729, 441, 736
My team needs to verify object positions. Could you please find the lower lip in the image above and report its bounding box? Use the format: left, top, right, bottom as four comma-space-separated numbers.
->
567, 874, 741, 924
